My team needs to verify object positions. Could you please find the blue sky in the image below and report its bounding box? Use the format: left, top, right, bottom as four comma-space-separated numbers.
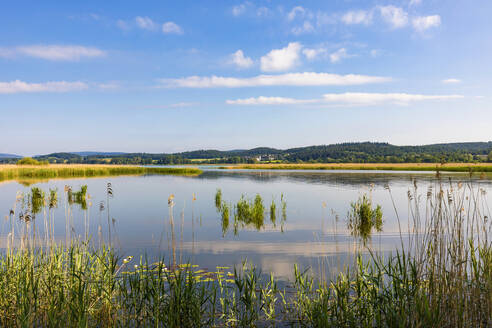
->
1, 0, 491, 155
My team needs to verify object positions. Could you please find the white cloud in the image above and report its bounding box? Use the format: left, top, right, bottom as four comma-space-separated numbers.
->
232, 3, 248, 16
0, 80, 88, 94
160, 72, 391, 88
291, 21, 315, 35
409, 0, 422, 6
11, 45, 106, 61
260, 42, 302, 72
227, 96, 315, 105
287, 6, 308, 21
230, 50, 254, 69
442, 78, 461, 84
330, 48, 351, 63
226, 92, 464, 106
341, 10, 373, 25
322, 92, 463, 105
162, 21, 183, 34
302, 47, 327, 60
135, 16, 157, 30
379, 6, 408, 28
412, 15, 441, 32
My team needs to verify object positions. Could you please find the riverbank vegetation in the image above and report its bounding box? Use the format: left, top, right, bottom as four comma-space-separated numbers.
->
0, 164, 202, 182
220, 162, 492, 172
16, 157, 49, 166
0, 179, 490, 327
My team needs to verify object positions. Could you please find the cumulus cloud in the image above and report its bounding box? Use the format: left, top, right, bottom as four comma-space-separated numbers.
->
302, 47, 327, 60
226, 92, 464, 106
442, 78, 461, 84
260, 42, 302, 72
330, 48, 351, 63
230, 50, 254, 69
412, 15, 441, 32
1, 45, 106, 61
341, 10, 373, 25
162, 21, 183, 34
0, 80, 88, 94
379, 6, 408, 28
160, 72, 391, 88
135, 16, 158, 30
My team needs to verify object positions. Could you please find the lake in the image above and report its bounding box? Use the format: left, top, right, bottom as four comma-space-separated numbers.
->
1, 168, 490, 280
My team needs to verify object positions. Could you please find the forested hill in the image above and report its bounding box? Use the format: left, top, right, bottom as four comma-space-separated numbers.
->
3, 142, 492, 164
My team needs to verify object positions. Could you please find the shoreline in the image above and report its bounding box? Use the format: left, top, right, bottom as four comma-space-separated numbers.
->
218, 163, 492, 172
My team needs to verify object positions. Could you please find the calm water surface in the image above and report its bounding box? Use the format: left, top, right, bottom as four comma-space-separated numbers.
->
1, 168, 490, 279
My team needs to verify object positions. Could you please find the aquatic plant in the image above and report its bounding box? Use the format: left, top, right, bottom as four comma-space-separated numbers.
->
217, 192, 287, 235
30, 187, 45, 216
347, 194, 383, 244
270, 199, 276, 225
215, 188, 222, 211
220, 202, 230, 236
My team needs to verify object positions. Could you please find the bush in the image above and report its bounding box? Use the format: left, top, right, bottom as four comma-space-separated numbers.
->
16, 157, 49, 166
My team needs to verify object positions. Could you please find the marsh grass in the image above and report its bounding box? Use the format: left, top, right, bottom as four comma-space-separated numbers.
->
0, 164, 202, 182
347, 194, 383, 244
215, 193, 287, 236
0, 179, 491, 327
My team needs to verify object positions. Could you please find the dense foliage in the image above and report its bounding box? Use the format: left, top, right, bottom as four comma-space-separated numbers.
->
16, 157, 49, 165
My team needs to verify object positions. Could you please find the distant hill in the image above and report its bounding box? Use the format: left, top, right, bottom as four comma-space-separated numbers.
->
0, 153, 21, 159
26, 141, 492, 165
70, 152, 127, 157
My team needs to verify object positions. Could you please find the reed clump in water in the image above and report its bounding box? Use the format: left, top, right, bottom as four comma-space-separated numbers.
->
347, 194, 383, 244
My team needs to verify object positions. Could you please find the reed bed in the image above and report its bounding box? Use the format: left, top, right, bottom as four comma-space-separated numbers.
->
0, 179, 490, 327
0, 164, 202, 181
220, 163, 492, 172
